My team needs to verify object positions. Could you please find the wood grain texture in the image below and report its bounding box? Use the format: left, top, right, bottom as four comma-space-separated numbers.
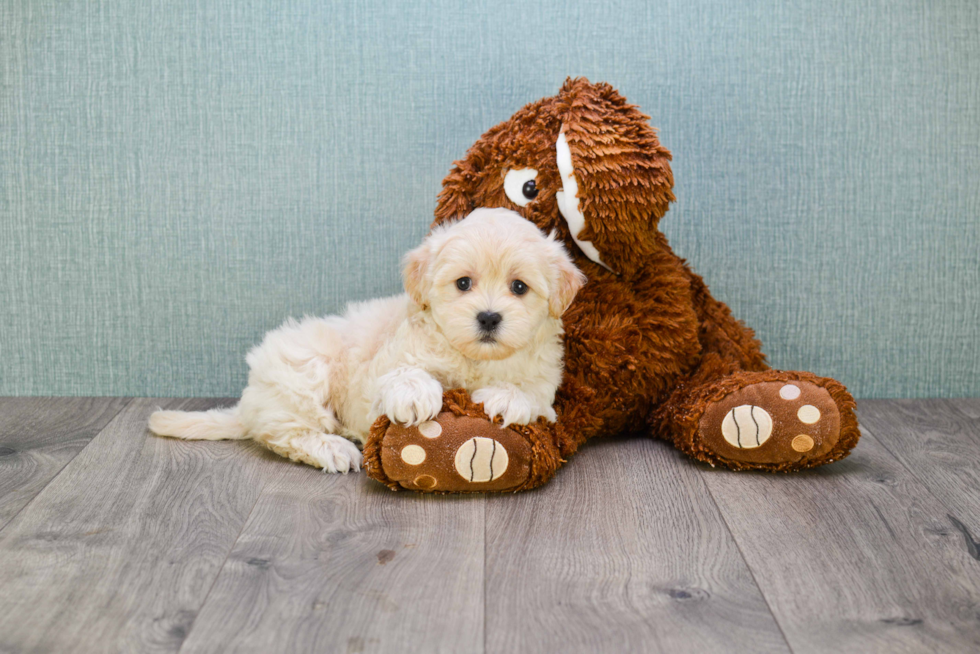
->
178, 469, 485, 654
485, 436, 790, 654
859, 399, 980, 563
946, 398, 980, 420
701, 423, 980, 653
0, 398, 280, 654
4, 398, 980, 652
0, 396, 131, 531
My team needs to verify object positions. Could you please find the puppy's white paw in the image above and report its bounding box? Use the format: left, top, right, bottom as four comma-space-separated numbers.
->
295, 433, 362, 473
472, 385, 550, 428
541, 405, 558, 423
375, 367, 444, 426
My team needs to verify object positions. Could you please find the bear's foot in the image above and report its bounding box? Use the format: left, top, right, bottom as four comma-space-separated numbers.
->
366, 411, 533, 492
675, 371, 860, 471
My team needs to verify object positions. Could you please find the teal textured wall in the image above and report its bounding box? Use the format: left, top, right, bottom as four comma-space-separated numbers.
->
1, 0, 978, 398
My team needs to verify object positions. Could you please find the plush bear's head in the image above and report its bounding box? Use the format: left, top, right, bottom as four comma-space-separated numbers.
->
434, 78, 674, 276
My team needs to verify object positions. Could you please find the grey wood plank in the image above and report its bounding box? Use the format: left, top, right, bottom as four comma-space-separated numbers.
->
859, 399, 980, 563
701, 421, 980, 653
0, 397, 280, 654
485, 437, 790, 654
946, 398, 980, 420
178, 469, 485, 654
0, 397, 131, 531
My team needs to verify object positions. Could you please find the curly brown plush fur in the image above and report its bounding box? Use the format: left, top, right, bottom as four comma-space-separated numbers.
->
365, 78, 859, 492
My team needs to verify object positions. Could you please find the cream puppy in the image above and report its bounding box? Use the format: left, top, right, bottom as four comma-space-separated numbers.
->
148, 208, 585, 473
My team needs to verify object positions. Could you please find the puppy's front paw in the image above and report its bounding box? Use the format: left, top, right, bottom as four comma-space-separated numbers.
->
376, 368, 444, 426
318, 436, 363, 474
293, 433, 362, 473
472, 385, 548, 428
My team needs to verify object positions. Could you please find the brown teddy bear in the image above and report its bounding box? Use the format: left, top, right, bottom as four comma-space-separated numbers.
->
364, 78, 860, 493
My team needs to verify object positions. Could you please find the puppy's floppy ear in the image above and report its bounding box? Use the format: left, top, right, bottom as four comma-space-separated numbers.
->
402, 241, 431, 309
548, 237, 587, 318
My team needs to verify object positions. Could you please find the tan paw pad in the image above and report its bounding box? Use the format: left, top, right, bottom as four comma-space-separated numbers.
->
797, 405, 821, 424
791, 434, 815, 452
454, 437, 508, 482
418, 421, 442, 439
721, 405, 773, 449
779, 384, 802, 400
413, 474, 437, 490
400, 444, 426, 465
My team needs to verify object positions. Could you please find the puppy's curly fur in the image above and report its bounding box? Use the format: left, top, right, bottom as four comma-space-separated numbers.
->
149, 208, 583, 472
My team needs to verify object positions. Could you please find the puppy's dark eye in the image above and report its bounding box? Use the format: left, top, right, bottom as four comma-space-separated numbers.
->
456, 277, 472, 291
521, 180, 538, 200
510, 280, 528, 296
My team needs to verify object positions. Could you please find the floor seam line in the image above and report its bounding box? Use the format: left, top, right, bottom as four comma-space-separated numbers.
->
858, 415, 974, 532
174, 452, 279, 652
0, 397, 135, 539
697, 467, 797, 654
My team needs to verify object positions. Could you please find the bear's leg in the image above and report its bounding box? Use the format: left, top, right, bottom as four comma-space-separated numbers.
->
652, 266, 861, 471
363, 389, 563, 492
655, 357, 860, 471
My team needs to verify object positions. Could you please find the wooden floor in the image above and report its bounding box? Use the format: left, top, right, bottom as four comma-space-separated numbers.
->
1, 399, 979, 653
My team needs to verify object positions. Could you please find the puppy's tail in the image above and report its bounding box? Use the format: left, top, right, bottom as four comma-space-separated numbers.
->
148, 406, 247, 441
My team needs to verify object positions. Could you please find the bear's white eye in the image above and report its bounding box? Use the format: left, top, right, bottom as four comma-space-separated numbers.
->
503, 168, 539, 207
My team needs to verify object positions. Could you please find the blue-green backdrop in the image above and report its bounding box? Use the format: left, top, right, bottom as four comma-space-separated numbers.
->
2, 0, 978, 398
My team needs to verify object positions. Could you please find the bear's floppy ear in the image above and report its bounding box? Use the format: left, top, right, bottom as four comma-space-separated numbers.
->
548, 236, 587, 319
402, 240, 431, 309
557, 78, 674, 274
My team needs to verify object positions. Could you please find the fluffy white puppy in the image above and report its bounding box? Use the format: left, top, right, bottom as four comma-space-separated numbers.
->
148, 208, 585, 473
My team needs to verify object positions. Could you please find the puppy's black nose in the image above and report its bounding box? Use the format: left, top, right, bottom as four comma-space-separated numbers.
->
477, 311, 502, 332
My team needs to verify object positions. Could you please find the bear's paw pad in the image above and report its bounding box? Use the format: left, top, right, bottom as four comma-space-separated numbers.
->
379, 413, 531, 492
699, 381, 841, 465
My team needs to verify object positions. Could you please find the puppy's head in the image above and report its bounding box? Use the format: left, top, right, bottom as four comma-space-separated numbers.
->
403, 207, 585, 361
